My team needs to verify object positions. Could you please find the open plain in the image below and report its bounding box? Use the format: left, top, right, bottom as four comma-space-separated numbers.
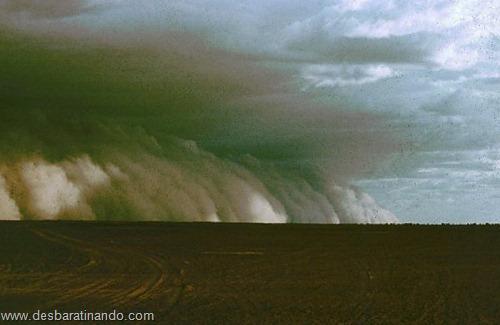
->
0, 221, 499, 323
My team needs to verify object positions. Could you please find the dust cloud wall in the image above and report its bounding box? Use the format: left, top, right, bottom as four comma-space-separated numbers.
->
0, 7, 398, 223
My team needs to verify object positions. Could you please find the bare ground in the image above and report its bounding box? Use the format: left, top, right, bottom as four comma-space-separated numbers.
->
0, 222, 499, 324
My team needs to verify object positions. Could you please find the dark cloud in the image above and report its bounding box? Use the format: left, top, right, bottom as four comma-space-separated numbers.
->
286, 34, 430, 64
0, 27, 399, 222
0, 29, 398, 173
0, 0, 98, 19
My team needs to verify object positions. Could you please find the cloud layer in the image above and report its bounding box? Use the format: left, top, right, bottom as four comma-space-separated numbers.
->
0, 0, 96, 19
0, 11, 398, 223
1, 0, 498, 223
0, 136, 397, 223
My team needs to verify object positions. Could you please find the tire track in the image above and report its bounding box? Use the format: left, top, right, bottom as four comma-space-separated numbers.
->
28, 227, 182, 311
29, 229, 118, 310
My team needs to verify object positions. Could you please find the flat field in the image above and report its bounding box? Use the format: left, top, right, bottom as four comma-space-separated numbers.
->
0, 222, 498, 323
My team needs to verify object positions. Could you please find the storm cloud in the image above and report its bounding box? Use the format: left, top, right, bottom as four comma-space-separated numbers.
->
0, 0, 97, 19
2, 1, 498, 223
0, 15, 398, 223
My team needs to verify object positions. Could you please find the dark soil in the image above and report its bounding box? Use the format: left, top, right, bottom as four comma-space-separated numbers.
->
0, 222, 498, 324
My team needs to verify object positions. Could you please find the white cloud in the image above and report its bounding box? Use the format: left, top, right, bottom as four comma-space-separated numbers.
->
278, 1, 498, 71
348, 5, 455, 38
327, 183, 398, 224
302, 64, 396, 88
433, 43, 480, 70
0, 175, 21, 220
346, 0, 499, 70
20, 160, 84, 219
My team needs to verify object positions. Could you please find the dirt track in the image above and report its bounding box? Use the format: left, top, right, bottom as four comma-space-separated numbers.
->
0, 222, 499, 323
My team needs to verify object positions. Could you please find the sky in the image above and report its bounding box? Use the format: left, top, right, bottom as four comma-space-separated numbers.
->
0, 0, 498, 223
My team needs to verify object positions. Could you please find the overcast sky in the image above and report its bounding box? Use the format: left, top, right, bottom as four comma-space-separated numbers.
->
1, 0, 499, 223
